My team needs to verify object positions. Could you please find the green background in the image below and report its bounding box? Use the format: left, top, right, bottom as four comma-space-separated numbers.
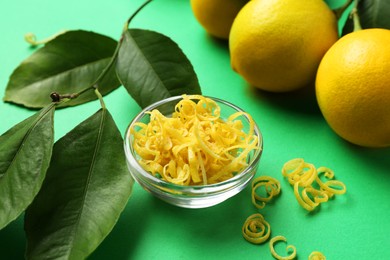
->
1, 0, 389, 259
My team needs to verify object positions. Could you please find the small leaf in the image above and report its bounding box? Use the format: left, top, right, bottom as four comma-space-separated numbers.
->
25, 109, 133, 259
0, 105, 55, 230
116, 28, 202, 108
342, 0, 390, 35
3, 30, 120, 108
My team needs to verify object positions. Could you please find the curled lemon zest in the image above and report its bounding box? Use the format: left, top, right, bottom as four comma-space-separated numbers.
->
131, 95, 260, 185
251, 176, 281, 209
269, 235, 297, 260
282, 159, 316, 187
242, 213, 271, 244
316, 167, 347, 197
282, 159, 346, 211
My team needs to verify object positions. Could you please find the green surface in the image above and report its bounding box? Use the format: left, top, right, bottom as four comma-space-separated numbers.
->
1, 0, 390, 259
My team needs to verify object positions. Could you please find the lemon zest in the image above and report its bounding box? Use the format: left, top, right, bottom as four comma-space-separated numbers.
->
269, 235, 297, 260
282, 159, 346, 211
251, 176, 281, 209
131, 95, 259, 185
242, 213, 271, 244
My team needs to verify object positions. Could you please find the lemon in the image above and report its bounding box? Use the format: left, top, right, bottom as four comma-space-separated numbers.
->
229, 0, 338, 92
316, 29, 390, 148
190, 0, 248, 40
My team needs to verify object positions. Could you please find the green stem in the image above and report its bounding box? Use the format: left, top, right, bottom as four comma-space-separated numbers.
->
94, 88, 106, 110
123, 0, 153, 31
351, 0, 362, 31
89, 34, 123, 89
91, 0, 153, 96
333, 0, 354, 20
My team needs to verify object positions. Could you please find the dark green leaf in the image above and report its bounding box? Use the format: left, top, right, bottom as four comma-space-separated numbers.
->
0, 105, 55, 230
3, 30, 120, 108
342, 0, 390, 35
25, 109, 133, 259
116, 29, 202, 109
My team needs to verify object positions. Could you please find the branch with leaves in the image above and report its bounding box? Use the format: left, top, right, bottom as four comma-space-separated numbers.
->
0, 0, 201, 258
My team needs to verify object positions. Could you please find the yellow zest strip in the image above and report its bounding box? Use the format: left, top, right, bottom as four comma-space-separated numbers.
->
251, 176, 281, 209
269, 235, 297, 260
293, 182, 315, 211
131, 95, 260, 185
282, 159, 316, 187
208, 135, 258, 183
316, 167, 347, 196
197, 151, 207, 185
308, 251, 326, 260
282, 159, 347, 211
302, 187, 328, 207
281, 158, 304, 180
242, 213, 271, 244
193, 119, 226, 161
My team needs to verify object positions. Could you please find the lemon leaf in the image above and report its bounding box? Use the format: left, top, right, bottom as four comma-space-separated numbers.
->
3, 30, 120, 109
0, 105, 55, 230
116, 29, 202, 109
342, 0, 390, 35
24, 109, 133, 259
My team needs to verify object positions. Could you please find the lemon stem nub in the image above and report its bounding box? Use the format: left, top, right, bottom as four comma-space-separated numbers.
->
351, 0, 362, 32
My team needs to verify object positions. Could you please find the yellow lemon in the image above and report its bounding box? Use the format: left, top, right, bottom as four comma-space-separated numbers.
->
316, 28, 390, 148
190, 0, 248, 40
229, 0, 338, 92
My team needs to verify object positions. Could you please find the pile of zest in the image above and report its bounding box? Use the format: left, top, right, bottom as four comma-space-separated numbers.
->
131, 95, 259, 185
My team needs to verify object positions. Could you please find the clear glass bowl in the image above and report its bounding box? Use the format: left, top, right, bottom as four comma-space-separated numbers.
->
123, 96, 263, 208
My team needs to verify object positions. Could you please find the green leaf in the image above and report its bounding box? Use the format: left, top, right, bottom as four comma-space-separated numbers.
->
116, 28, 202, 109
24, 109, 133, 259
0, 105, 55, 230
3, 30, 120, 108
342, 0, 390, 35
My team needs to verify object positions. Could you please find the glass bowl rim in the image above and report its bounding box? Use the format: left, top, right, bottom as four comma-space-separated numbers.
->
123, 95, 263, 192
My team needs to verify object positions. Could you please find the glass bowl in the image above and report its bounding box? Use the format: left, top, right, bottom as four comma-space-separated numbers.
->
123, 95, 263, 208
